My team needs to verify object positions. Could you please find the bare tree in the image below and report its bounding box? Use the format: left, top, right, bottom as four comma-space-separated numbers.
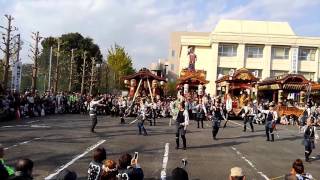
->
0, 14, 19, 89
29, 31, 42, 93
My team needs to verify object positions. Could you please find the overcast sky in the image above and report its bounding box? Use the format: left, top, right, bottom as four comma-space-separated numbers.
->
1, 0, 320, 69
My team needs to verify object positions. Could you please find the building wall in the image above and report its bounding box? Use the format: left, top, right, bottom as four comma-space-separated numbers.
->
168, 32, 210, 79
177, 20, 320, 96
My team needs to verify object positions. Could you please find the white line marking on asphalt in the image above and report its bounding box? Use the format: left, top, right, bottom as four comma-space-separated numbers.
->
129, 119, 137, 124
1, 125, 14, 128
27, 120, 41, 124
1, 124, 50, 128
228, 120, 243, 127
30, 124, 51, 128
4, 137, 42, 150
16, 125, 29, 127
231, 146, 269, 180
160, 143, 170, 180
44, 139, 106, 180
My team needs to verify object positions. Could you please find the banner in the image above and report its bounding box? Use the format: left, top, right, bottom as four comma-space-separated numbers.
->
11, 61, 22, 92
291, 47, 298, 73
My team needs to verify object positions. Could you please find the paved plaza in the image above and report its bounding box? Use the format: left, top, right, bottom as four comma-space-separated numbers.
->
1, 115, 319, 180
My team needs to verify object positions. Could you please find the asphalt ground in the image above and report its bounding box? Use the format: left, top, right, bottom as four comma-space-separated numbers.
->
0, 114, 319, 180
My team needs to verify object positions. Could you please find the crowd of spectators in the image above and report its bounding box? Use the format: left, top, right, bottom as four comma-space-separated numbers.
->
0, 89, 176, 121
1, 143, 315, 180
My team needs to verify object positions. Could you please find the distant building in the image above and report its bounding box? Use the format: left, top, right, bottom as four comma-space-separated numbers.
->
149, 59, 173, 81
177, 19, 320, 95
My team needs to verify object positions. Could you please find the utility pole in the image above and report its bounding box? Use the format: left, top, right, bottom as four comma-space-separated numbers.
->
48, 46, 53, 90
0, 14, 18, 89
53, 38, 60, 93
68, 48, 75, 92
89, 57, 96, 95
30, 31, 42, 93
80, 51, 87, 95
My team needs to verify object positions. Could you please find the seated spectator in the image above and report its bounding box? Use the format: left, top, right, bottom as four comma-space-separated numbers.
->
56, 169, 77, 180
10, 158, 34, 180
101, 160, 118, 180
117, 153, 144, 180
280, 115, 289, 125
0, 162, 9, 180
88, 147, 107, 180
0, 144, 15, 177
171, 167, 189, 180
285, 159, 313, 180
229, 167, 245, 180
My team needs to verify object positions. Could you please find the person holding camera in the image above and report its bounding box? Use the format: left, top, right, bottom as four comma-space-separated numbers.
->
175, 101, 189, 150
117, 153, 144, 180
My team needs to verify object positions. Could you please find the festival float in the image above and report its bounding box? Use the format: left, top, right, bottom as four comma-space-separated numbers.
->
216, 68, 259, 115
176, 46, 209, 98
122, 68, 166, 103
257, 74, 312, 117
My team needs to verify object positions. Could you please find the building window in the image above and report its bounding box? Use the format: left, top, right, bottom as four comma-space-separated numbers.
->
171, 50, 175, 57
217, 68, 233, 78
272, 47, 290, 59
298, 71, 314, 80
218, 44, 237, 57
246, 46, 263, 58
248, 69, 262, 78
298, 47, 316, 61
271, 70, 288, 77
171, 64, 174, 71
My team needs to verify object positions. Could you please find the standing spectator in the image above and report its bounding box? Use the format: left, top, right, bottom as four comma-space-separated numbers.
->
229, 167, 245, 180
88, 147, 107, 180
10, 158, 34, 180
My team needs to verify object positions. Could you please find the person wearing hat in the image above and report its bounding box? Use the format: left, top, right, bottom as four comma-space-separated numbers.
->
229, 167, 245, 180
260, 102, 278, 142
